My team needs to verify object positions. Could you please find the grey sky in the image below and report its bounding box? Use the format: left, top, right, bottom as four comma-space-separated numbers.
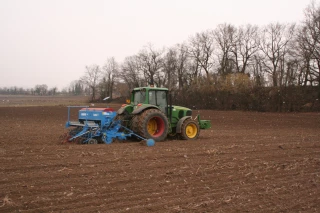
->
0, 0, 311, 90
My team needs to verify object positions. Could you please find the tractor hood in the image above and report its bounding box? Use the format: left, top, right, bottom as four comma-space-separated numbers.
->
171, 105, 193, 118
172, 105, 192, 111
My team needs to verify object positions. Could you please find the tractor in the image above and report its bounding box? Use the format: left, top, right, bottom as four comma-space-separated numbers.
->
117, 86, 211, 141
62, 86, 211, 145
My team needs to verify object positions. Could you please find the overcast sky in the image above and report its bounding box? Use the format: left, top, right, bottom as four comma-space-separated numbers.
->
0, 0, 312, 90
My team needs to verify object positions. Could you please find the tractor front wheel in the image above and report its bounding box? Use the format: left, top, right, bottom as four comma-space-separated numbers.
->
180, 119, 200, 140
132, 109, 168, 142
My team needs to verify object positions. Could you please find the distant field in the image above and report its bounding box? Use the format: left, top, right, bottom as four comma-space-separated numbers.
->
0, 95, 91, 107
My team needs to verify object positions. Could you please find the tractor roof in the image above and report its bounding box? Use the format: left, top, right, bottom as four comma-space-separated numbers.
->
132, 87, 169, 92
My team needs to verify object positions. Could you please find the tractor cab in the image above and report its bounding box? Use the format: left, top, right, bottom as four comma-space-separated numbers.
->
131, 87, 168, 115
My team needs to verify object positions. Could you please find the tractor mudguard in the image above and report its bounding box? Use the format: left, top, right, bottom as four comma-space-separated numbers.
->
117, 105, 133, 115
132, 105, 159, 115
117, 107, 126, 115
176, 116, 192, 133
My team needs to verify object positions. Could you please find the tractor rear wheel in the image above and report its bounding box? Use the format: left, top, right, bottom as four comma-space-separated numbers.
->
132, 109, 168, 142
180, 119, 200, 140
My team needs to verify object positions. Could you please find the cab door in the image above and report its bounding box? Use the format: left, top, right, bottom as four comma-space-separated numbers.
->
148, 90, 168, 114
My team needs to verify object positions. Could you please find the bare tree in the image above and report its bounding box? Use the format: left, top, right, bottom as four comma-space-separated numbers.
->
34, 84, 48, 95
188, 30, 215, 80
213, 24, 237, 76
298, 1, 320, 97
121, 55, 142, 90
101, 57, 118, 99
176, 43, 189, 90
137, 44, 164, 86
81, 64, 101, 101
284, 59, 300, 86
48, 87, 58, 95
251, 55, 265, 87
162, 47, 178, 90
259, 23, 296, 87
231, 24, 259, 74
69, 80, 84, 95
295, 25, 313, 86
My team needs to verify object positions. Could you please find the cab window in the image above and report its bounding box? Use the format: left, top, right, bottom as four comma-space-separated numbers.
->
149, 91, 156, 105
133, 90, 146, 105
148, 90, 167, 106
156, 91, 167, 106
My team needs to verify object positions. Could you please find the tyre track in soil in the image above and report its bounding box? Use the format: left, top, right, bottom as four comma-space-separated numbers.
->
2, 141, 320, 211
0, 106, 320, 212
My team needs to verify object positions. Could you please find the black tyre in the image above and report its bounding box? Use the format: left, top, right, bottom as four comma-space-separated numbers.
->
180, 119, 200, 140
88, 139, 98, 144
131, 109, 169, 142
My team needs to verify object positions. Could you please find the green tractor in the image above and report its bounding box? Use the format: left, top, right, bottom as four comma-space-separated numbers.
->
117, 86, 211, 141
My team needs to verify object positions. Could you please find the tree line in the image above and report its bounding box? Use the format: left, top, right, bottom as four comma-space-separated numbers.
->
0, 84, 57, 96
1, 1, 319, 111
76, 1, 319, 111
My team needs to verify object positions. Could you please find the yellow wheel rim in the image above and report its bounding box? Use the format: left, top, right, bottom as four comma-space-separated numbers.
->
186, 123, 198, 138
147, 118, 157, 135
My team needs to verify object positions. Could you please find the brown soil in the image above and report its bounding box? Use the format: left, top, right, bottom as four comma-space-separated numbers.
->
0, 94, 89, 107
0, 105, 319, 212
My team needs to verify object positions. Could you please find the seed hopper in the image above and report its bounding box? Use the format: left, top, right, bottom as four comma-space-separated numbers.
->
63, 106, 155, 146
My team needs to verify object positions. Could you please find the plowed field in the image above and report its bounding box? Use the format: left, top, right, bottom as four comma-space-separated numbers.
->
0, 104, 320, 212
